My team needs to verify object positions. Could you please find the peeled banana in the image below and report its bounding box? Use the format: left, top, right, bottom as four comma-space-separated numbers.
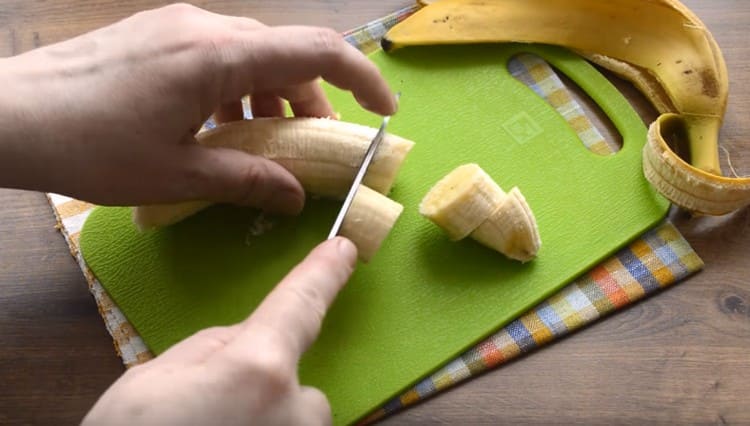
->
385, 0, 750, 216
471, 187, 541, 263
417, 163, 506, 241
133, 117, 415, 230
419, 163, 541, 262
134, 200, 213, 232
341, 185, 404, 262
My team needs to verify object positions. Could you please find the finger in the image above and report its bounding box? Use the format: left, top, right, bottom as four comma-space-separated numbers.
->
175, 144, 305, 215
213, 100, 245, 124
154, 325, 241, 365
215, 26, 397, 116
225, 237, 358, 364
250, 93, 286, 118
277, 80, 335, 118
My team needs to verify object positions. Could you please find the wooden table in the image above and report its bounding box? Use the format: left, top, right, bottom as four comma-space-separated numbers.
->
1, 1, 748, 424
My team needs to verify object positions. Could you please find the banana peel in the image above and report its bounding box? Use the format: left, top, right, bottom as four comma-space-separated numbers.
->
384, 0, 750, 215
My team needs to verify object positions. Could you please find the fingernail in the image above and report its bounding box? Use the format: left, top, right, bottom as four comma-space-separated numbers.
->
266, 187, 305, 215
383, 93, 399, 116
356, 95, 394, 116
335, 237, 358, 264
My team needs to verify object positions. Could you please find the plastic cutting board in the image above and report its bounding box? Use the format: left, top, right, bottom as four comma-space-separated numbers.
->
80, 44, 669, 425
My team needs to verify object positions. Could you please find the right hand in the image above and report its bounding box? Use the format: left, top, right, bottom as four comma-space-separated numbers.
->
83, 237, 358, 426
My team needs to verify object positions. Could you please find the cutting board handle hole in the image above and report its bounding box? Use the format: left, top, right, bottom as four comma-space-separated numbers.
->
508, 53, 623, 156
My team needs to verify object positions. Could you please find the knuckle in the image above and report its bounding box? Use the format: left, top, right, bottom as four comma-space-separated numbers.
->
305, 387, 330, 410
246, 351, 295, 393
162, 3, 203, 18
160, 4, 214, 44
301, 387, 332, 425
151, 3, 204, 29
311, 28, 344, 59
235, 160, 270, 205
237, 16, 263, 29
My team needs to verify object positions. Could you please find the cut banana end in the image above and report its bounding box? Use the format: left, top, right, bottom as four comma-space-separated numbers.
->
132, 118, 415, 230
418, 163, 506, 241
420, 164, 541, 262
133, 200, 213, 232
340, 185, 404, 263
471, 187, 542, 262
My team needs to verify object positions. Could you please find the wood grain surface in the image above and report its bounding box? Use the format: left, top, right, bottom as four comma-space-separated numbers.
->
1, 1, 748, 424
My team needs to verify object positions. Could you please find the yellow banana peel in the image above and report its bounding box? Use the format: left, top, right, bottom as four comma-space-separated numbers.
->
385, 0, 750, 215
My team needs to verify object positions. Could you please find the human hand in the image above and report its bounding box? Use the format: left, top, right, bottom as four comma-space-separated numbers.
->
0, 3, 396, 213
82, 237, 357, 425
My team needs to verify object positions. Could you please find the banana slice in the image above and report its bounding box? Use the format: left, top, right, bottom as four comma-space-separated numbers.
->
133, 201, 213, 232
418, 163, 506, 240
133, 117, 415, 230
471, 187, 541, 262
383, 0, 748, 216
420, 163, 541, 261
340, 185, 404, 262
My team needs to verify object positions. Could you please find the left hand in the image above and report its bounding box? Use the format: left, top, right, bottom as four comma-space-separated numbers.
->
0, 3, 396, 212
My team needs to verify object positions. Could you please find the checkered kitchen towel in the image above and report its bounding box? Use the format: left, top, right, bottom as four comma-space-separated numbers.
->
46, 4, 703, 423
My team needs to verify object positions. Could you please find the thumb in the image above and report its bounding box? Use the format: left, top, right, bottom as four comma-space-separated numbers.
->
177, 143, 305, 215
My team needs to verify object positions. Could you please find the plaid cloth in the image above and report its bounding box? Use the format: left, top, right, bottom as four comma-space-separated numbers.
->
359, 222, 702, 423
46, 5, 704, 424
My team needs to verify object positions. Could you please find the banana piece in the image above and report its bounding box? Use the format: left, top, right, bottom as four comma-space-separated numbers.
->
133, 118, 415, 230
383, 0, 750, 215
340, 185, 404, 263
471, 187, 541, 262
134, 201, 213, 231
418, 163, 506, 240
419, 163, 541, 262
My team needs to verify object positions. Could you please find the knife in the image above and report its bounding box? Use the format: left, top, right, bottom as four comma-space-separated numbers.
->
327, 94, 399, 240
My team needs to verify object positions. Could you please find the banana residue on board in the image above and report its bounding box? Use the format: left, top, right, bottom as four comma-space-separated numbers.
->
244, 212, 276, 246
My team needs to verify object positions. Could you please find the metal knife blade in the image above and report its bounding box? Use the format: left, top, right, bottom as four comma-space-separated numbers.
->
327, 96, 398, 240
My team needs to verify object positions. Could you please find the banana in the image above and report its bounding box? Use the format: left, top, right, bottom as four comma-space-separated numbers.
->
581, 52, 676, 115
418, 163, 507, 241
133, 117, 415, 230
419, 163, 540, 262
643, 115, 750, 215
134, 201, 213, 232
471, 187, 541, 262
340, 185, 404, 262
384, 0, 750, 216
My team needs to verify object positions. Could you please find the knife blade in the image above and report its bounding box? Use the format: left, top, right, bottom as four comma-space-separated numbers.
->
327, 95, 399, 240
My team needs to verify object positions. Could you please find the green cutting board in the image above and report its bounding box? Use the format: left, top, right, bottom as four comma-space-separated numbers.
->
80, 44, 669, 425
